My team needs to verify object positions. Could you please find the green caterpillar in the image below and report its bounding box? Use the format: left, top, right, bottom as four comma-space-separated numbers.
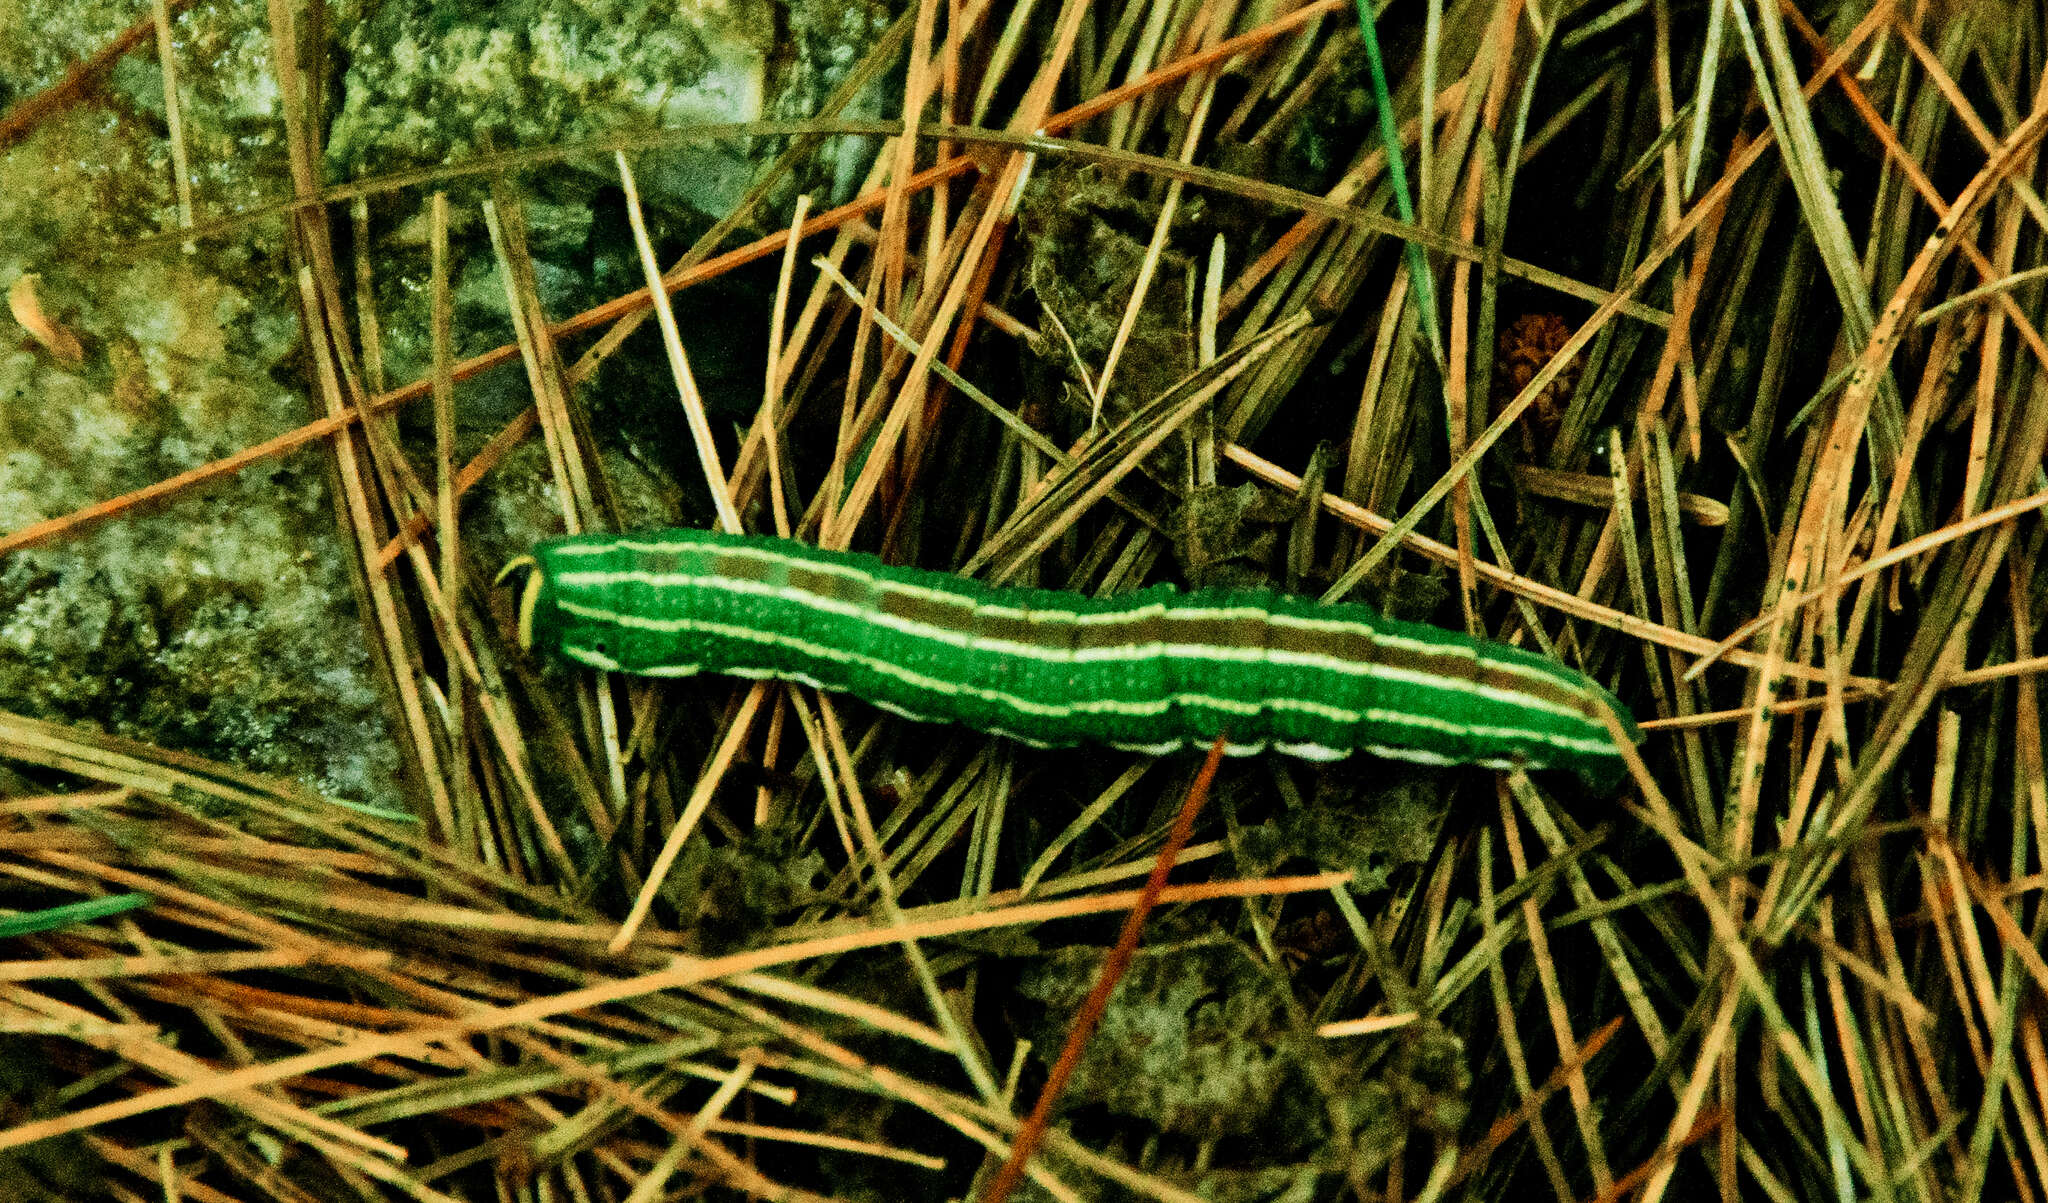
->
506, 531, 1641, 789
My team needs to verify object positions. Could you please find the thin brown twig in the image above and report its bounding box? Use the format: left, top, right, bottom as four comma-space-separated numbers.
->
0, 0, 198, 150
0, 867, 1342, 1153
1445, 1016, 1627, 1191
1583, 1110, 1729, 1203
980, 735, 1227, 1203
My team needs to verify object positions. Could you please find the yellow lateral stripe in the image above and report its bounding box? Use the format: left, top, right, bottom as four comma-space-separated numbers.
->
553, 569, 1594, 722
553, 600, 1617, 755
551, 536, 1587, 696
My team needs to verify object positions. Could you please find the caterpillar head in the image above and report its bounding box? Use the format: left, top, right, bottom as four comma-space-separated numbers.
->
494, 555, 545, 653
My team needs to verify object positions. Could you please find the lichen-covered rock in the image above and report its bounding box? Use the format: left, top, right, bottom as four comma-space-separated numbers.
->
324, 0, 880, 218
2, 0, 898, 813
323, 0, 896, 544
1, 93, 399, 807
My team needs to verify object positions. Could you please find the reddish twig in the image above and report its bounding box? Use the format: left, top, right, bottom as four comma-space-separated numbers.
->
0, 0, 196, 151
1582, 1109, 1728, 1203
1446, 1015, 1625, 1191
980, 735, 1227, 1203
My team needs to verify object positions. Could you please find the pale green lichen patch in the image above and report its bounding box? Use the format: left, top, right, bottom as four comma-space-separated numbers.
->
659, 820, 826, 953
324, 0, 774, 217
1235, 767, 1446, 896
0, 0, 140, 102
1016, 935, 1308, 1142
1012, 932, 1467, 1187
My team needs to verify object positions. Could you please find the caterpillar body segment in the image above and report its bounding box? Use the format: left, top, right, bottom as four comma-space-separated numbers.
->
516, 531, 1641, 789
